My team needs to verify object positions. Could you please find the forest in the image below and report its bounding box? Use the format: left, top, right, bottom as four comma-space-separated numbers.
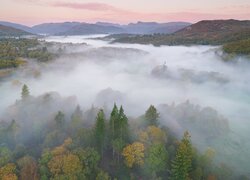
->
0, 38, 54, 69
0, 84, 246, 180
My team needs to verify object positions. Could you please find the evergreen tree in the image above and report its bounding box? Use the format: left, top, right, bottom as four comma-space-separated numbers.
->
171, 131, 193, 180
118, 106, 129, 142
21, 84, 30, 100
109, 104, 119, 140
54, 111, 65, 129
70, 105, 83, 131
94, 109, 106, 156
145, 105, 159, 126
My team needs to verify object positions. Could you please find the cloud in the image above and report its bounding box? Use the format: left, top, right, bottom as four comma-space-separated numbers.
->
52, 2, 120, 12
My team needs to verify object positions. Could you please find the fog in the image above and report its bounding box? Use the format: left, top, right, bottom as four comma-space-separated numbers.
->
1, 35, 250, 174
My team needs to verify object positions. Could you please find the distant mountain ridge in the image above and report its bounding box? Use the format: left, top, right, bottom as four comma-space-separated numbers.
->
32, 21, 191, 35
0, 21, 35, 33
0, 20, 191, 36
113, 19, 250, 45
0, 24, 32, 37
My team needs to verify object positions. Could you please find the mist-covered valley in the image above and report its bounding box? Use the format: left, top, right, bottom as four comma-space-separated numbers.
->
1, 35, 250, 178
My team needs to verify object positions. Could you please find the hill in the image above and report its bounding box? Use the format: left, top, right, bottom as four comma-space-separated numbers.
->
0, 21, 35, 33
32, 22, 81, 35
56, 23, 126, 35
31, 21, 191, 35
123, 21, 191, 34
223, 39, 250, 55
113, 19, 250, 46
0, 24, 31, 37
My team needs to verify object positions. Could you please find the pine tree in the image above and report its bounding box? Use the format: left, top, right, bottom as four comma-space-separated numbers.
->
21, 84, 30, 100
109, 104, 119, 140
118, 106, 129, 142
70, 105, 83, 130
94, 109, 106, 157
171, 131, 193, 180
54, 111, 65, 128
145, 105, 159, 126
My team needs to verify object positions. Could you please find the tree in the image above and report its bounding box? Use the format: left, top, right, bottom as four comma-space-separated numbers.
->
171, 131, 193, 180
74, 147, 100, 179
0, 163, 18, 180
94, 109, 106, 156
122, 142, 145, 168
145, 144, 168, 175
145, 105, 159, 126
21, 84, 30, 99
70, 105, 84, 131
109, 104, 119, 141
0, 147, 12, 167
138, 126, 167, 146
48, 153, 82, 179
17, 156, 39, 180
96, 170, 111, 180
118, 106, 129, 142
112, 138, 125, 164
54, 111, 65, 128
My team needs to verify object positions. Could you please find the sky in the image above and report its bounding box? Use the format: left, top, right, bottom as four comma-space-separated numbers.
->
1, 0, 250, 26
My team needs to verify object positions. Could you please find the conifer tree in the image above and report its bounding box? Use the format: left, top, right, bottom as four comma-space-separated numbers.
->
94, 109, 106, 156
21, 84, 30, 100
145, 105, 159, 126
171, 131, 193, 180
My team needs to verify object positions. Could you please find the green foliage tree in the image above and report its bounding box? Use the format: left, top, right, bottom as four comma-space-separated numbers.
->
74, 147, 100, 179
145, 143, 168, 176
94, 109, 106, 156
54, 111, 65, 129
70, 105, 83, 130
171, 131, 193, 180
96, 170, 111, 180
145, 105, 159, 126
109, 104, 119, 141
21, 84, 30, 100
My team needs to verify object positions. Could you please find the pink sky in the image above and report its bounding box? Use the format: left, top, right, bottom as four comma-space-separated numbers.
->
1, 0, 250, 26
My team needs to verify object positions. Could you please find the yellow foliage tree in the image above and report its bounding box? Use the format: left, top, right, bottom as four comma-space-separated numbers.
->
48, 153, 82, 178
122, 142, 145, 168
138, 126, 167, 146
0, 163, 18, 180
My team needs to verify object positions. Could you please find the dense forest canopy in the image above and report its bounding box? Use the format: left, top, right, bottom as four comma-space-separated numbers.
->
0, 85, 242, 180
0, 35, 249, 179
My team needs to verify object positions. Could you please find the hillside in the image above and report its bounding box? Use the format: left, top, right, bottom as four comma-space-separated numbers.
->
122, 21, 191, 34
223, 39, 250, 55
0, 21, 35, 33
31, 21, 191, 35
56, 23, 126, 35
0, 24, 31, 37
32, 22, 81, 35
113, 19, 250, 46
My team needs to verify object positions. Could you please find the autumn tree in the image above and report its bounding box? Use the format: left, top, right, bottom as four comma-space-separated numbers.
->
47, 138, 83, 179
171, 131, 193, 180
94, 109, 106, 156
17, 156, 39, 180
122, 142, 145, 168
0, 163, 18, 180
145, 105, 159, 126
21, 84, 30, 100
138, 126, 167, 146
